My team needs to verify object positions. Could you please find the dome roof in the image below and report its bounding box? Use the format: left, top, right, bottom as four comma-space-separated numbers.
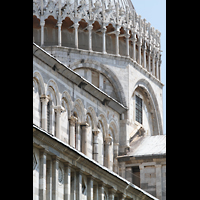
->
35, 0, 135, 12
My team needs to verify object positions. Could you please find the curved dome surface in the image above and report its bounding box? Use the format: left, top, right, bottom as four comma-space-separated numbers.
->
34, 0, 135, 11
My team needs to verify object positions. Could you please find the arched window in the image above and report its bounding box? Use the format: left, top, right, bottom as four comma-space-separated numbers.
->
46, 86, 57, 136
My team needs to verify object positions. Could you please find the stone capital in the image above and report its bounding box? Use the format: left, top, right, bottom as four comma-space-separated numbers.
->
40, 95, 50, 104
54, 105, 65, 113
105, 136, 113, 145
80, 121, 89, 127
92, 129, 100, 136
69, 116, 77, 126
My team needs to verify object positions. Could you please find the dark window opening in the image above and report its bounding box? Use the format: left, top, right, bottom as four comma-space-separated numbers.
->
136, 95, 142, 124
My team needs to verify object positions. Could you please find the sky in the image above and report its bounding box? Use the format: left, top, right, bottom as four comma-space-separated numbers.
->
131, 0, 166, 135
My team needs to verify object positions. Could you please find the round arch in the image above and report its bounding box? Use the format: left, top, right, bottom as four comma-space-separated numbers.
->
70, 59, 127, 107
108, 120, 119, 143
132, 79, 163, 135
46, 79, 60, 106
61, 91, 73, 117
33, 70, 45, 95
73, 98, 86, 122
86, 106, 98, 130
98, 113, 108, 139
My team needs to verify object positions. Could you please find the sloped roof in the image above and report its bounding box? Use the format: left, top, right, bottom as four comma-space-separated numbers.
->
127, 135, 166, 157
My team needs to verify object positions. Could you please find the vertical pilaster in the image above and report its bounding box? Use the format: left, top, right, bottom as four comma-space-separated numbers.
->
64, 163, 71, 200
76, 170, 82, 200
102, 25, 107, 54
40, 95, 49, 131
46, 159, 52, 200
98, 183, 104, 200
52, 156, 59, 200
93, 183, 98, 200
39, 149, 47, 200
87, 175, 93, 200
71, 171, 76, 200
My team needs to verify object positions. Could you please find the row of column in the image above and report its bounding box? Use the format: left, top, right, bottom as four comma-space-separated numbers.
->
39, 94, 116, 171
39, 149, 127, 200
39, 18, 160, 80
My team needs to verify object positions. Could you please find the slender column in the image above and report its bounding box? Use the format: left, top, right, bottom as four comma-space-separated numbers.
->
74, 22, 79, 49
64, 163, 71, 200
93, 129, 100, 162
102, 25, 107, 54
39, 149, 47, 200
87, 175, 93, 200
115, 26, 120, 56
69, 116, 77, 148
138, 36, 142, 65
152, 50, 156, 76
159, 57, 162, 80
76, 170, 82, 200
57, 22, 62, 46
88, 24, 93, 51
52, 156, 59, 200
40, 20, 45, 46
125, 29, 130, 57
46, 159, 52, 200
104, 136, 113, 170
155, 164, 162, 200
80, 122, 89, 156
156, 52, 159, 78
147, 45, 151, 72
54, 105, 65, 139
143, 41, 147, 69
132, 32, 137, 61
40, 95, 49, 131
